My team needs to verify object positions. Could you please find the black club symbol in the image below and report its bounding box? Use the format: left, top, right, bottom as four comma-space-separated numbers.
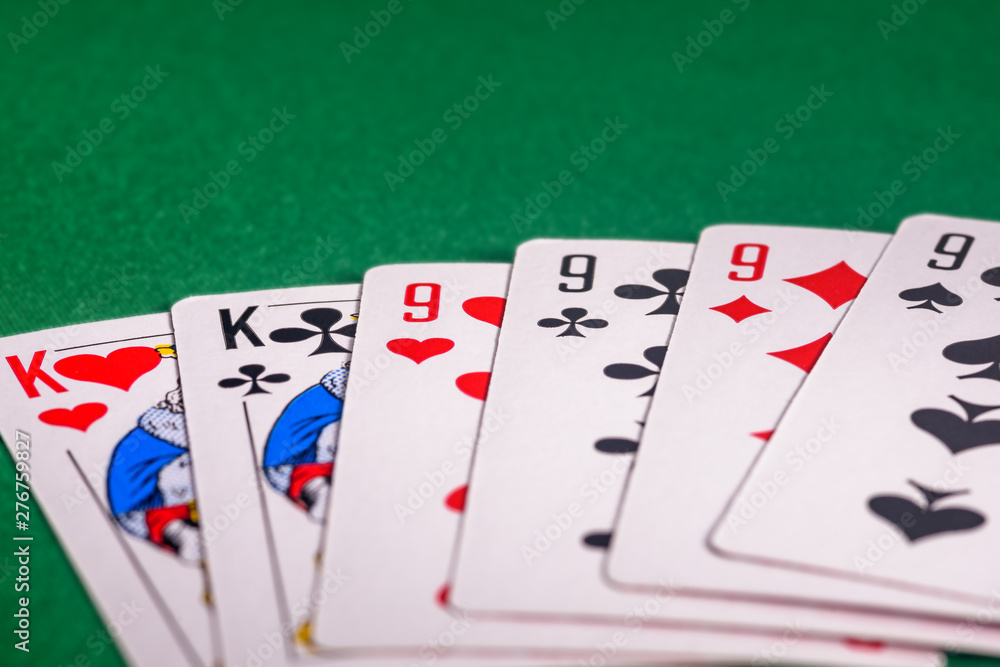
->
269, 308, 357, 356
983, 266, 1000, 301
218, 364, 290, 396
582, 531, 612, 549
604, 345, 666, 397
615, 269, 690, 315
537, 307, 608, 338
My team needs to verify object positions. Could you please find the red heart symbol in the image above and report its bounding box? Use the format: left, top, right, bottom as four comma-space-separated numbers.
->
39, 403, 108, 432
455, 372, 490, 401
462, 297, 506, 328
386, 338, 454, 364
54, 347, 161, 391
444, 485, 467, 512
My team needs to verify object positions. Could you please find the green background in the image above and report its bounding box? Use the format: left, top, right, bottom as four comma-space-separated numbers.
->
2, 0, 999, 665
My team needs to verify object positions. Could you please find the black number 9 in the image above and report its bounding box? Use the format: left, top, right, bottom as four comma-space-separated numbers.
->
929, 233, 975, 271
559, 255, 596, 292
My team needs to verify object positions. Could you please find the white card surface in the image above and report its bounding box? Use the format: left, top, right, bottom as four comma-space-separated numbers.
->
311, 262, 820, 664
711, 215, 1000, 611
312, 264, 752, 664
165, 276, 925, 667
445, 240, 941, 666
173, 286, 360, 666
0, 315, 214, 666
451, 239, 694, 614
608, 224, 1000, 654
314, 263, 525, 651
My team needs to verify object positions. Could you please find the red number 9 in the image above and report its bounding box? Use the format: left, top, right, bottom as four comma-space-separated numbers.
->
403, 283, 441, 322
728, 243, 769, 281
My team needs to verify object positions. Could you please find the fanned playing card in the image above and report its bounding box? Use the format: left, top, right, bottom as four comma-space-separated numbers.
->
608, 223, 1000, 654
173, 286, 359, 665
312, 263, 567, 655
445, 239, 941, 667
711, 214, 1000, 620
169, 280, 860, 667
307, 262, 874, 666
450, 240, 694, 615
0, 315, 216, 666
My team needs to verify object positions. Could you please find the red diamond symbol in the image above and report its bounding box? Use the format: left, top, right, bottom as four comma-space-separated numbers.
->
767, 333, 833, 373
709, 296, 771, 323
783, 261, 867, 309
750, 430, 774, 442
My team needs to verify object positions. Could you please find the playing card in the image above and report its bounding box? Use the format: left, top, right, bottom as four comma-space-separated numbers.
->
710, 215, 1000, 619
306, 262, 900, 667
173, 286, 359, 665
607, 223, 1000, 653
309, 262, 770, 664
445, 239, 942, 666
450, 239, 692, 614
312, 263, 524, 652
0, 315, 215, 666
165, 276, 918, 667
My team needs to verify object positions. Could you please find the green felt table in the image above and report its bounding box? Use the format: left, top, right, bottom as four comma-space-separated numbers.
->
2, 0, 999, 665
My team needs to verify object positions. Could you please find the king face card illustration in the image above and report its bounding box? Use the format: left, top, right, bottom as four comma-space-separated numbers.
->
0, 314, 216, 667
172, 285, 359, 665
